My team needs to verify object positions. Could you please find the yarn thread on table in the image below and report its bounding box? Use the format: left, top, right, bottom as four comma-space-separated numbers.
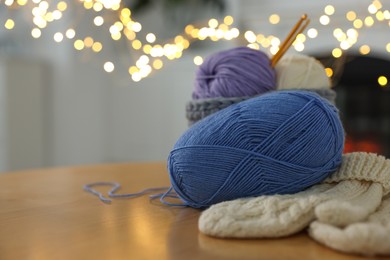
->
168, 90, 345, 208
83, 182, 172, 204
193, 46, 276, 99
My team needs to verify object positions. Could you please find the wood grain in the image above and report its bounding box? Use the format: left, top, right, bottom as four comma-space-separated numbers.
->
0, 163, 383, 260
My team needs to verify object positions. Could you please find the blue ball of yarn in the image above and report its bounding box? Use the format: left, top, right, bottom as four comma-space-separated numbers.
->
193, 47, 276, 99
168, 90, 345, 208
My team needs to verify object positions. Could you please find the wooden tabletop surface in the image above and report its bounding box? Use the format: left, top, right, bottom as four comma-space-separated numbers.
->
0, 162, 385, 260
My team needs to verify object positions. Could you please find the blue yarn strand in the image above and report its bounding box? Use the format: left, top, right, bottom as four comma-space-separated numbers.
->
83, 182, 172, 204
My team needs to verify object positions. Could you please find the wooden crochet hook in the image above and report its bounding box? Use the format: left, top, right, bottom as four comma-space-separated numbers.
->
271, 14, 310, 67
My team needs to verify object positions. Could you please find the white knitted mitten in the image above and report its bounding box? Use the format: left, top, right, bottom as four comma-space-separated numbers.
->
307, 153, 390, 256
199, 152, 389, 239
309, 195, 390, 256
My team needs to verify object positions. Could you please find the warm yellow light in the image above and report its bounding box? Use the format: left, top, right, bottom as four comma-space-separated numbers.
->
57, 1, 67, 11
359, 45, 371, 55
224, 15, 234, 25
84, 1, 93, 9
132, 22, 142, 32
346, 11, 357, 21
92, 42, 102, 52
111, 33, 121, 41
319, 15, 330, 25
132, 40, 142, 50
45, 12, 54, 22
244, 30, 256, 43
193, 56, 203, 65
340, 41, 351, 50
269, 14, 280, 24
93, 2, 103, 12
325, 68, 333, 77
261, 38, 270, 48
376, 11, 385, 21
269, 46, 279, 55
4, 19, 15, 30
219, 24, 228, 31
153, 59, 163, 70
384, 10, 390, 19
5, 0, 14, 6
31, 28, 41, 38
94, 16, 104, 26
137, 55, 149, 66
124, 29, 136, 40
32, 7, 43, 17
332, 48, 342, 58
114, 21, 124, 31
17, 0, 28, 6
52, 10, 62, 20
364, 16, 375, 27
132, 73, 141, 82
307, 28, 318, 38
104, 62, 114, 73
368, 4, 378, 14
128, 66, 138, 75
247, 43, 259, 50
74, 39, 85, 50
295, 33, 306, 42
174, 35, 184, 44
53, 32, 63, 42
143, 44, 152, 54
270, 37, 280, 46
121, 8, 131, 17
84, 36, 94, 47
353, 19, 363, 28
33, 16, 47, 28
208, 18, 218, 28
182, 39, 190, 49
146, 33, 156, 43
190, 28, 199, 38
185, 24, 194, 35
378, 76, 388, 86
66, 29, 75, 39
230, 28, 239, 38
386, 43, 390, 52
294, 42, 305, 52
39, 1, 49, 10
373, 0, 382, 9
346, 28, 358, 38
324, 5, 335, 15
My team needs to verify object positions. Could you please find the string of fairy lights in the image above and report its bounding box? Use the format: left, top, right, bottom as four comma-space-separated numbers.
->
1, 0, 389, 85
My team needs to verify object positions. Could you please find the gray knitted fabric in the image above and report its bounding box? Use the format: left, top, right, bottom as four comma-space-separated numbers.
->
186, 88, 337, 125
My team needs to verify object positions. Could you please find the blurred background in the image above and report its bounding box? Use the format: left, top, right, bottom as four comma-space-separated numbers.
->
0, 0, 389, 172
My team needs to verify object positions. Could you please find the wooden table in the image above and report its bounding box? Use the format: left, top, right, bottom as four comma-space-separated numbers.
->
0, 162, 384, 260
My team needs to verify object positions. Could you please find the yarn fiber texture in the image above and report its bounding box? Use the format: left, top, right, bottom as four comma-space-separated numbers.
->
193, 46, 276, 99
275, 54, 331, 90
168, 90, 345, 208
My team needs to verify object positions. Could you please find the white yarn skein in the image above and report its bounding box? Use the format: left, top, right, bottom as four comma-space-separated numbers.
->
275, 54, 331, 90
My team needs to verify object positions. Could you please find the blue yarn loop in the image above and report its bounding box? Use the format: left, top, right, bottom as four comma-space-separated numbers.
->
168, 90, 345, 208
83, 182, 183, 205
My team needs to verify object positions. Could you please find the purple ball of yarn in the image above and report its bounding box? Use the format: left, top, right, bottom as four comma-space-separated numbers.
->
193, 47, 276, 99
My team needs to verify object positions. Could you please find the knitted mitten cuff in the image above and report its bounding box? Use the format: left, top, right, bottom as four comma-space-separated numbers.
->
324, 152, 390, 194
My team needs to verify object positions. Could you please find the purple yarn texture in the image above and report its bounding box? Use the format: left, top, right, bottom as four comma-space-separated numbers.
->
193, 47, 276, 99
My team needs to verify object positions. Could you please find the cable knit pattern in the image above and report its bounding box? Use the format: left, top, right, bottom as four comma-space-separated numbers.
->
324, 152, 390, 194
309, 195, 390, 256
198, 152, 390, 255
